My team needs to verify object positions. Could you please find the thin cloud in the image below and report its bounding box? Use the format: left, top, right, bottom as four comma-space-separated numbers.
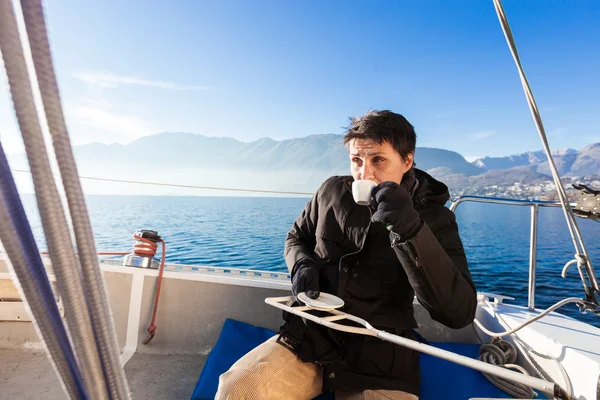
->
68, 105, 155, 139
464, 155, 483, 162
80, 97, 113, 109
73, 71, 210, 91
473, 131, 496, 140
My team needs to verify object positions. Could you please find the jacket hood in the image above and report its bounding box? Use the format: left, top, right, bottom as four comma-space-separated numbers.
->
413, 168, 450, 205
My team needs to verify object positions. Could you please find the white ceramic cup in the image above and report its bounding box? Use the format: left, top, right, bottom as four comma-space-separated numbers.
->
352, 179, 377, 206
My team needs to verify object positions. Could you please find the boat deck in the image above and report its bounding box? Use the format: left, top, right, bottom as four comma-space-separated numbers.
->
2, 260, 599, 399
0, 349, 207, 400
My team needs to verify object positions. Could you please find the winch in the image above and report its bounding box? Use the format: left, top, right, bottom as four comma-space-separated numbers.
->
122, 229, 167, 344
123, 229, 162, 269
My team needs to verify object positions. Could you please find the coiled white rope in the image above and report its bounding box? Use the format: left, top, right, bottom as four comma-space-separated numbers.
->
478, 338, 536, 398
473, 297, 584, 398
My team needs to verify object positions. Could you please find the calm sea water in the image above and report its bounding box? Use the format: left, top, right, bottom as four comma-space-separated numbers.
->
18, 194, 600, 327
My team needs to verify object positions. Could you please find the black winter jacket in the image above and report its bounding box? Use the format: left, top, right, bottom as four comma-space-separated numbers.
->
279, 169, 477, 395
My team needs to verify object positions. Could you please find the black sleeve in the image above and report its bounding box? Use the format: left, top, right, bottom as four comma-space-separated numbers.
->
284, 190, 320, 274
392, 208, 477, 329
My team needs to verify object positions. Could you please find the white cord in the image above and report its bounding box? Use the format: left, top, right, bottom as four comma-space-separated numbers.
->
475, 297, 585, 338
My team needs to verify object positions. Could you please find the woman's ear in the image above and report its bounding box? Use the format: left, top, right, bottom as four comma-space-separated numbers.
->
404, 152, 414, 171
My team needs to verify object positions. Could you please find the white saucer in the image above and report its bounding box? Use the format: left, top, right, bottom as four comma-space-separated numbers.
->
297, 292, 344, 310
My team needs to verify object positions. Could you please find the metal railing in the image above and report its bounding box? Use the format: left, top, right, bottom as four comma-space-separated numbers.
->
449, 195, 574, 311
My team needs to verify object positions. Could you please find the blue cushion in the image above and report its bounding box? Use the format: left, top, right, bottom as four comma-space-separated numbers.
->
420, 342, 516, 399
191, 320, 521, 400
190, 319, 276, 400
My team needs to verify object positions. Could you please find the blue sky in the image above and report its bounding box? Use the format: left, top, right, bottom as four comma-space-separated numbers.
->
1, 0, 599, 161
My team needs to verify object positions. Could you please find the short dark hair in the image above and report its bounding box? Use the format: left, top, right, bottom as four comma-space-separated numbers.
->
342, 110, 416, 160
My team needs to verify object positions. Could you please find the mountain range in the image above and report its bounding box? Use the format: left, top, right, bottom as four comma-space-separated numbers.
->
72, 132, 600, 176
8, 132, 600, 196
472, 145, 600, 177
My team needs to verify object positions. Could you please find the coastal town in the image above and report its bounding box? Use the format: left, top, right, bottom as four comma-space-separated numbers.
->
450, 175, 600, 201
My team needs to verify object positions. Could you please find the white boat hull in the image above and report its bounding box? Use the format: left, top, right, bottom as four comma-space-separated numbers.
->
1, 257, 599, 399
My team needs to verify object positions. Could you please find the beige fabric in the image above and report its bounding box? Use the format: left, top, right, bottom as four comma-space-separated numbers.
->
215, 336, 418, 400
336, 389, 418, 400
215, 336, 322, 400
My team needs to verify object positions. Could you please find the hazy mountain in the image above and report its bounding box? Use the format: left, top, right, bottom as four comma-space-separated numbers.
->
474, 151, 545, 170
72, 132, 481, 175
472, 145, 600, 176
414, 147, 483, 175
8, 131, 599, 197
555, 143, 600, 176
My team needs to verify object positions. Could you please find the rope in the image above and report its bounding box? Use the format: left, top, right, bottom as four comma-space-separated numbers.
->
472, 297, 585, 399
133, 234, 167, 345
474, 297, 586, 338
0, 141, 86, 398
0, 0, 108, 398
132, 236, 159, 258
478, 338, 536, 398
42, 251, 130, 256
19, 0, 132, 397
10, 168, 314, 196
473, 324, 537, 398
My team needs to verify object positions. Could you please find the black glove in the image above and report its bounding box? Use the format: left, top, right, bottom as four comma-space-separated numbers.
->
291, 260, 320, 300
371, 181, 421, 241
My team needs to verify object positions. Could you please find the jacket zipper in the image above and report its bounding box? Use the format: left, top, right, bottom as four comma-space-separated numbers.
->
402, 240, 421, 268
